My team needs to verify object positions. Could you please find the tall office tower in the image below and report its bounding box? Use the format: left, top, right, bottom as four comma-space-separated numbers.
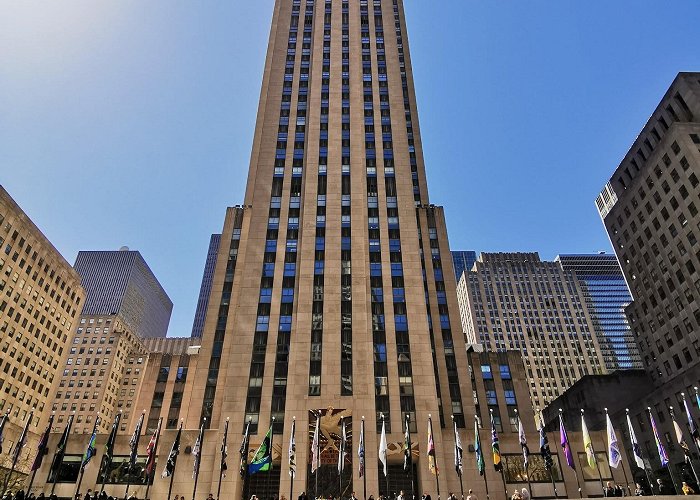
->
74, 249, 172, 339
555, 253, 642, 371
457, 252, 606, 408
596, 73, 700, 464
190, 234, 221, 338
0, 186, 85, 431
451, 250, 477, 280
188, 1, 474, 497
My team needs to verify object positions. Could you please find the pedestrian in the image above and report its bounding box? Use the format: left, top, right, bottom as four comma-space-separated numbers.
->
466, 490, 478, 500
350, 493, 358, 500
520, 488, 530, 500
511, 489, 523, 500
657, 479, 674, 495
682, 482, 695, 495
634, 483, 644, 496
299, 492, 307, 500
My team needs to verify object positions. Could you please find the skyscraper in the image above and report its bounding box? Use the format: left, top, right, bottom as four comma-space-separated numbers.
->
187, 0, 474, 497
190, 234, 221, 338
74, 249, 172, 339
596, 72, 700, 467
555, 253, 642, 371
451, 250, 477, 281
457, 252, 606, 408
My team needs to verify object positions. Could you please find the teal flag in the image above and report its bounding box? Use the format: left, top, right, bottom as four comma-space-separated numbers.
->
248, 425, 273, 475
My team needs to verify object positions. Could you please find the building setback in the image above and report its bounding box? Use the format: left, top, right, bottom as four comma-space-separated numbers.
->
0, 186, 85, 481
596, 72, 700, 483
555, 253, 642, 371
190, 234, 221, 338
457, 252, 606, 408
451, 250, 477, 281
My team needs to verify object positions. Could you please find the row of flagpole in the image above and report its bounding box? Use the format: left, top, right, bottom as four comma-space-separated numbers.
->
7, 393, 700, 500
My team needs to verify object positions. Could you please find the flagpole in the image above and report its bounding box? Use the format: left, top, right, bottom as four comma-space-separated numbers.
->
649, 407, 679, 494
242, 418, 251, 500
166, 421, 183, 500
407, 414, 415, 500
538, 411, 558, 499
290, 417, 295, 500
217, 417, 229, 500
339, 416, 343, 500
2, 410, 32, 497
50, 412, 74, 497
582, 409, 605, 495
362, 416, 367, 500
315, 412, 319, 500
428, 414, 440, 500
451, 416, 463, 500
100, 412, 122, 495
266, 416, 275, 500
144, 417, 163, 500
75, 415, 100, 500
476, 416, 489, 500
682, 392, 700, 485
27, 412, 54, 494
670, 405, 700, 490
514, 410, 531, 497
125, 410, 146, 500
559, 409, 582, 499
383, 414, 390, 499
626, 409, 654, 496
604, 408, 630, 496
192, 418, 206, 500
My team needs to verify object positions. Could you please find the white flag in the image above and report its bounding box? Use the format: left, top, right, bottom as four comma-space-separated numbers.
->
289, 419, 296, 478
606, 414, 621, 468
518, 417, 529, 468
454, 421, 463, 475
379, 418, 388, 477
338, 417, 347, 474
626, 413, 645, 469
311, 414, 321, 473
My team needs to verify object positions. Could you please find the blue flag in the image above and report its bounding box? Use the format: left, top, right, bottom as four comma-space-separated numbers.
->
248, 425, 273, 475
82, 418, 100, 469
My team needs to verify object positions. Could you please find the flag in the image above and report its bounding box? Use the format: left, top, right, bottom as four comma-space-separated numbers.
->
474, 418, 485, 476
192, 423, 204, 478
538, 416, 554, 471
626, 412, 645, 469
50, 415, 74, 478
606, 413, 621, 469
684, 396, 700, 449
248, 425, 272, 475
671, 413, 691, 461
81, 417, 100, 470
31, 413, 54, 472
161, 425, 181, 478
288, 419, 296, 479
145, 418, 161, 479
358, 419, 365, 478
239, 420, 250, 478
559, 413, 575, 469
490, 412, 502, 472
427, 418, 437, 475
453, 420, 463, 475
404, 417, 413, 473
649, 410, 669, 467
12, 410, 32, 465
220, 419, 229, 478
518, 416, 529, 469
0, 411, 8, 454
129, 412, 145, 471
581, 412, 596, 469
338, 417, 347, 474
101, 413, 121, 474
311, 414, 320, 474
379, 418, 388, 477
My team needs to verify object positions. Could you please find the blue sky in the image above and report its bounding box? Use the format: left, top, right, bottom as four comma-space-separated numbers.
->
2, 1, 698, 337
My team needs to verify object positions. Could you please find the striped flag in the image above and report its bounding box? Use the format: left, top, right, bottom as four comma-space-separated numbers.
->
288, 418, 296, 479
239, 420, 250, 478
129, 412, 145, 471
648, 409, 669, 467
144, 418, 161, 478
683, 395, 700, 449
311, 414, 320, 474
453, 419, 463, 475
192, 422, 204, 478
12, 411, 33, 465
427, 417, 437, 475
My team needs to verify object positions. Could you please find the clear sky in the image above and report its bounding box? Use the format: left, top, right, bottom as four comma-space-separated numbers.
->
2, 1, 699, 337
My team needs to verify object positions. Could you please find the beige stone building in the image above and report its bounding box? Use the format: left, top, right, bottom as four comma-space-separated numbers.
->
0, 185, 85, 482
457, 253, 606, 408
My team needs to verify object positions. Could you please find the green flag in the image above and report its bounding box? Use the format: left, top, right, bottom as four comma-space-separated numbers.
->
248, 425, 273, 475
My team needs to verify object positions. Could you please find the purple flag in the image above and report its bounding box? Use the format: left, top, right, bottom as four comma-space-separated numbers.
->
649, 410, 669, 467
559, 413, 575, 469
